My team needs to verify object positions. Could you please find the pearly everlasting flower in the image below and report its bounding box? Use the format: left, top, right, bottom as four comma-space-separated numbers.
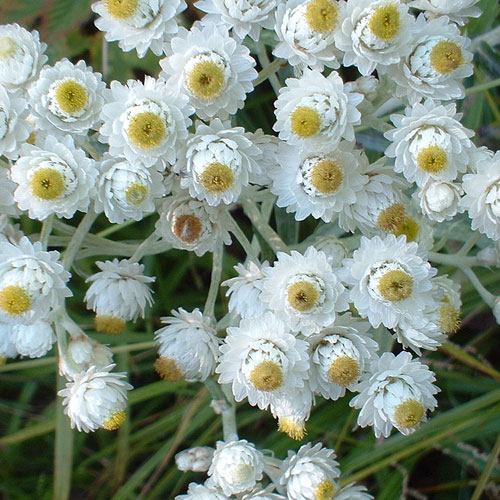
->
208, 440, 265, 495
247, 129, 280, 186
99, 76, 192, 166
0, 166, 18, 216
217, 312, 309, 410
12, 134, 98, 220
154, 308, 220, 382
58, 364, 132, 432
0, 322, 17, 359
176, 482, 229, 500
155, 193, 232, 256
85, 259, 154, 334
177, 119, 261, 206
409, 0, 481, 25
176, 447, 215, 473
222, 260, 269, 319
261, 246, 348, 336
383, 15, 473, 104
314, 236, 349, 268
0, 237, 71, 325
415, 177, 463, 222
0, 86, 30, 159
241, 486, 287, 500
0, 24, 47, 90
350, 352, 439, 437
28, 59, 106, 136
92, 0, 186, 58
95, 154, 165, 224
273, 0, 343, 72
385, 100, 474, 186
280, 443, 340, 500
160, 23, 257, 120
273, 69, 363, 147
335, 0, 415, 76
334, 483, 373, 500
197, 0, 277, 41
341, 234, 436, 329
270, 140, 368, 222
65, 336, 114, 374
309, 313, 378, 401
10, 319, 55, 358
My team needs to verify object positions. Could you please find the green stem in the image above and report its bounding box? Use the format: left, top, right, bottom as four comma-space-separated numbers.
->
458, 232, 481, 256
204, 242, 224, 322
461, 266, 495, 307
466, 77, 500, 96
204, 378, 238, 442
470, 431, 500, 500
40, 214, 54, 250
255, 42, 281, 94
223, 210, 257, 261
427, 252, 480, 268
129, 232, 159, 264
62, 209, 98, 271
253, 57, 286, 87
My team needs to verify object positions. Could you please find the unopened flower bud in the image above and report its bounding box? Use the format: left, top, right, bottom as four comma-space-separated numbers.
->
175, 447, 215, 473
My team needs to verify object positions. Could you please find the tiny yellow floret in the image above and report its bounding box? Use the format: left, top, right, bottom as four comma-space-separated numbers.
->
290, 106, 321, 138
378, 270, 413, 302
103, 410, 126, 431
430, 40, 463, 75
394, 399, 424, 429
315, 479, 336, 500
393, 216, 420, 242
127, 112, 166, 151
54, 79, 88, 115
199, 162, 234, 194
104, 0, 139, 20
95, 315, 126, 334
30, 168, 65, 200
417, 145, 448, 174
328, 355, 360, 387
0, 37, 17, 58
233, 463, 253, 482
369, 4, 401, 41
305, 0, 339, 33
278, 417, 306, 441
154, 356, 184, 382
125, 182, 148, 206
311, 160, 343, 194
249, 360, 283, 391
287, 281, 320, 312
377, 203, 406, 232
0, 286, 31, 316
186, 60, 226, 101
439, 304, 461, 333
172, 214, 203, 244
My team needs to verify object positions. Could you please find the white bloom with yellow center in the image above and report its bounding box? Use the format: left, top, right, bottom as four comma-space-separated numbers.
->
154, 308, 220, 382
0, 86, 30, 159
160, 23, 257, 120
0, 166, 18, 217
176, 482, 229, 500
197, 0, 277, 41
415, 177, 464, 222
409, 0, 481, 26
385, 100, 474, 187
0, 24, 47, 91
28, 59, 106, 136
99, 76, 192, 166
274, 69, 363, 147
178, 119, 261, 206
261, 246, 348, 336
383, 15, 473, 104
58, 364, 132, 432
95, 154, 165, 224
217, 312, 309, 410
350, 352, 439, 438
0, 236, 71, 325
92, 0, 186, 58
10, 319, 55, 358
273, 0, 343, 72
309, 313, 378, 401
280, 443, 340, 500
155, 193, 232, 256
335, 0, 414, 76
270, 140, 368, 222
341, 234, 436, 329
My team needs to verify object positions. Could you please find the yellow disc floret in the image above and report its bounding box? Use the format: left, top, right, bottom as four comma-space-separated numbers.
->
103, 410, 126, 431
233, 464, 253, 482
417, 145, 448, 174
127, 112, 166, 150
311, 160, 343, 194
94, 315, 126, 334
30, 168, 65, 201
54, 79, 88, 115
104, 0, 139, 20
186, 60, 226, 101
439, 304, 460, 333
378, 270, 413, 302
369, 4, 401, 41
328, 355, 360, 387
393, 216, 420, 242
430, 40, 463, 75
290, 106, 321, 138
377, 203, 406, 232
305, 0, 339, 33
287, 281, 320, 312
249, 360, 283, 391
154, 356, 184, 382
199, 162, 234, 193
172, 214, 203, 244
0, 285, 31, 316
315, 479, 336, 500
278, 417, 306, 441
393, 399, 424, 429
125, 182, 148, 206
0, 37, 17, 58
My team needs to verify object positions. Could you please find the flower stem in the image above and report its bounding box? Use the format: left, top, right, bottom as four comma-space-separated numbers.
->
255, 42, 281, 94
129, 231, 160, 264
461, 266, 495, 307
470, 431, 500, 500
62, 209, 98, 271
204, 242, 224, 322
254, 56, 286, 87
223, 210, 257, 261
204, 378, 238, 442
40, 214, 54, 250
427, 252, 480, 268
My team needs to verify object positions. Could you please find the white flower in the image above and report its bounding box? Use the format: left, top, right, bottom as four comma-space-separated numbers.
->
222, 260, 269, 319
341, 234, 436, 329
0, 322, 17, 359
280, 443, 340, 500
58, 364, 132, 432
0, 166, 18, 216
461, 151, 500, 241
176, 447, 215, 473
154, 308, 220, 382
217, 312, 309, 410
309, 313, 378, 401
270, 140, 368, 222
415, 177, 463, 222
28, 59, 106, 136
65, 335, 114, 374
95, 154, 165, 224
334, 483, 373, 500
178, 119, 261, 206
0, 237, 71, 325
247, 129, 280, 186
350, 352, 439, 437
92, 0, 186, 58
261, 246, 348, 336
383, 15, 473, 104
208, 440, 265, 496
0, 216, 24, 244
197, 0, 277, 41
160, 23, 257, 120
10, 319, 55, 358
0, 24, 47, 90
155, 193, 232, 256
176, 482, 229, 500
313, 236, 349, 268
273, 0, 343, 72
274, 69, 363, 147
0, 86, 29, 159
85, 258, 155, 334
385, 100, 474, 186
99, 76, 192, 166
335, 0, 415, 76
12, 134, 98, 221
241, 486, 287, 500
409, 0, 481, 25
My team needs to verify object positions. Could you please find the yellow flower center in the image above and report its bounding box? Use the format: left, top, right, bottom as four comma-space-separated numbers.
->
328, 355, 360, 387
172, 214, 203, 244
154, 356, 184, 382
30, 168, 65, 201
417, 145, 448, 174
392, 216, 420, 242
439, 303, 460, 333
233, 463, 253, 482
287, 281, 320, 312
369, 4, 401, 41
199, 162, 234, 193
127, 112, 166, 150
103, 410, 126, 431
94, 315, 126, 334
278, 417, 306, 441
393, 399, 424, 429
315, 480, 336, 500
378, 270, 413, 302
0, 37, 17, 58
0, 285, 31, 316
430, 40, 463, 75
125, 182, 148, 206
290, 106, 321, 138
104, 0, 139, 19
186, 60, 226, 101
249, 360, 283, 391
305, 0, 339, 33
311, 160, 343, 194
377, 203, 406, 232
54, 79, 88, 115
